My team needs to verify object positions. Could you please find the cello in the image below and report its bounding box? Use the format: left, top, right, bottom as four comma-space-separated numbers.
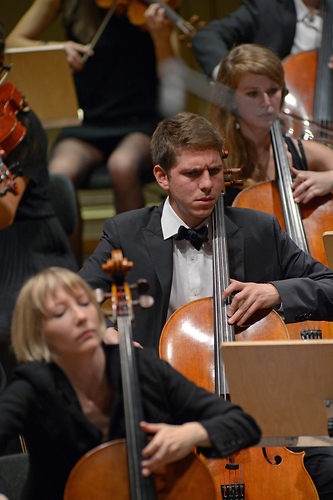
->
282, 0, 333, 142
159, 192, 319, 499
232, 119, 333, 339
64, 249, 219, 500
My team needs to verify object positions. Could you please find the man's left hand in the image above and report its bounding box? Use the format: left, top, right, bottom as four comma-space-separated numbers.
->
222, 279, 281, 326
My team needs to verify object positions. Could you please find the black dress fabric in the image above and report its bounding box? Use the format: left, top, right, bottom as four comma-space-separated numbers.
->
0, 345, 261, 500
0, 108, 78, 342
56, 3, 161, 159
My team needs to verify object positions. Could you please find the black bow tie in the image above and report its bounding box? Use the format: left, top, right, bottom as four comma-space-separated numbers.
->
174, 225, 209, 250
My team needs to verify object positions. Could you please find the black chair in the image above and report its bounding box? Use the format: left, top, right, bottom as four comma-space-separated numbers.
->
77, 163, 156, 190
0, 362, 6, 395
0, 453, 29, 500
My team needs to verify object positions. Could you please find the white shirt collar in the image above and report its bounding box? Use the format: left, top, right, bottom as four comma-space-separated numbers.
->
161, 197, 210, 240
294, 0, 321, 22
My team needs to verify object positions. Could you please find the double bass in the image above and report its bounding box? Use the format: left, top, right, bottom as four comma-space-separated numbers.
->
64, 249, 219, 500
159, 192, 319, 499
282, 0, 333, 142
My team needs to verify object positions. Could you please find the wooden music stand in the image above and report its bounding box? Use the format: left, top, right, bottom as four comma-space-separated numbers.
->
4, 45, 81, 129
220, 339, 333, 447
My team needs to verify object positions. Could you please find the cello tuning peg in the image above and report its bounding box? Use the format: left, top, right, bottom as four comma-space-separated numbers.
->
94, 288, 105, 304
227, 180, 244, 187
133, 295, 154, 309
129, 278, 151, 295
94, 288, 112, 304
223, 168, 241, 175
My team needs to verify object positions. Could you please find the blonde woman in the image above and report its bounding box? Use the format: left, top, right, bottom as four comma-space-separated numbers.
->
0, 267, 260, 500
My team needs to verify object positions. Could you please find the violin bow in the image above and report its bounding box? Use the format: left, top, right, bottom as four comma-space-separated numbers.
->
82, 0, 121, 63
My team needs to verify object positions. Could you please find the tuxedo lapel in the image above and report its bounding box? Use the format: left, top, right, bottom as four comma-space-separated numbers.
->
142, 204, 173, 310
225, 215, 245, 282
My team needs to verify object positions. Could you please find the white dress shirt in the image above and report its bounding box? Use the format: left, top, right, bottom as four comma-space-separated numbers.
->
161, 197, 213, 318
212, 0, 323, 80
291, 0, 322, 54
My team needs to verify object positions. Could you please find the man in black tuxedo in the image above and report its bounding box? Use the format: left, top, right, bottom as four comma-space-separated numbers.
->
79, 111, 333, 349
191, 0, 324, 79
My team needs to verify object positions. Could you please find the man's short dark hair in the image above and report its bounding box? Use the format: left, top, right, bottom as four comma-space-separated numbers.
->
151, 111, 224, 174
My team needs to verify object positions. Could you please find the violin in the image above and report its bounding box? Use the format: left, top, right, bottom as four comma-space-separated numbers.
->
64, 249, 219, 500
0, 82, 27, 196
83, 0, 200, 63
95, 0, 194, 34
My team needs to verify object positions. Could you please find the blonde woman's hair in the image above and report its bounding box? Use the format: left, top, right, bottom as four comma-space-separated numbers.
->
11, 267, 106, 363
208, 44, 287, 188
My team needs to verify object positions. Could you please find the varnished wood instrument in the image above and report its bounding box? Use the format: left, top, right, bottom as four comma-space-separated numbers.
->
160, 191, 318, 499
282, 0, 333, 142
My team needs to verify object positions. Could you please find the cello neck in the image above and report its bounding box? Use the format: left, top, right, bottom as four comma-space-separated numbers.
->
103, 251, 157, 500
117, 314, 157, 500
313, 0, 333, 130
212, 194, 235, 396
270, 120, 309, 253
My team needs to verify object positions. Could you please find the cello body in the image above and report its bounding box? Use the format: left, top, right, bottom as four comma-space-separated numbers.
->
232, 180, 333, 267
64, 439, 218, 500
232, 166, 333, 339
159, 298, 319, 499
281, 51, 324, 140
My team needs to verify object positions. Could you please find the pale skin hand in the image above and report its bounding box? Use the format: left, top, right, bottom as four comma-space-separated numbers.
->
0, 175, 29, 230
291, 166, 333, 204
139, 421, 211, 477
62, 41, 94, 72
222, 279, 281, 326
0, 495, 9, 500
5, 0, 93, 72
289, 137, 333, 203
145, 4, 173, 44
144, 3, 177, 64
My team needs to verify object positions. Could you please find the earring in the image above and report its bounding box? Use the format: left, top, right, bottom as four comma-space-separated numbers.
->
235, 121, 240, 130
